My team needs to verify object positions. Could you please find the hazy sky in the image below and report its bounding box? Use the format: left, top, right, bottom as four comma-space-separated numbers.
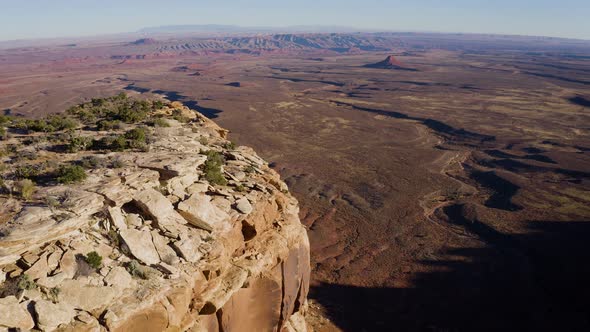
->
1, 0, 589, 41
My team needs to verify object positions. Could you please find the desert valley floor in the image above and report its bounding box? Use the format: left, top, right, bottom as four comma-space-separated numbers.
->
1, 33, 590, 331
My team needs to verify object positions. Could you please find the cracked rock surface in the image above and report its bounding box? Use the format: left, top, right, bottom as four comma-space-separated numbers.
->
0, 102, 310, 331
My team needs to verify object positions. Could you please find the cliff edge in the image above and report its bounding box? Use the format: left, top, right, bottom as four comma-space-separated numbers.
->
0, 96, 310, 331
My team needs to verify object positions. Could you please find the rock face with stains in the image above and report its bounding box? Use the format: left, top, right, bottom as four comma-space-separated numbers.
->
0, 103, 309, 331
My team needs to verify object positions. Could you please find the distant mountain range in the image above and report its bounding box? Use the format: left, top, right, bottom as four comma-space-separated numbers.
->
138, 24, 371, 34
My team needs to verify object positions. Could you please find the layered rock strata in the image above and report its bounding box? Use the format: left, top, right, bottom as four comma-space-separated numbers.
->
0, 105, 310, 331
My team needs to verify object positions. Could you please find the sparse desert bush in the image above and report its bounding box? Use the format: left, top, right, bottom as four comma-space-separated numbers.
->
152, 100, 165, 110
92, 135, 127, 151
202, 150, 227, 186
15, 165, 40, 179
245, 165, 256, 174
17, 274, 36, 291
97, 119, 121, 131
91, 98, 106, 107
110, 158, 126, 169
111, 135, 128, 151
117, 103, 148, 123
114, 92, 128, 101
57, 164, 87, 184
125, 127, 147, 143
223, 141, 236, 150
0, 127, 7, 140
15, 179, 35, 200
47, 115, 78, 131
48, 287, 61, 301
150, 117, 170, 127
67, 135, 92, 153
126, 260, 148, 279
45, 195, 60, 208
15, 115, 77, 133
79, 155, 107, 169
84, 251, 103, 269
0, 115, 12, 126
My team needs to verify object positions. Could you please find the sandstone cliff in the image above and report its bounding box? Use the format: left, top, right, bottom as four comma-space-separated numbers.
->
0, 99, 310, 331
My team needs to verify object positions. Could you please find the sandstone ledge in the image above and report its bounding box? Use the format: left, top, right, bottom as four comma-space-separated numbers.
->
0, 104, 310, 331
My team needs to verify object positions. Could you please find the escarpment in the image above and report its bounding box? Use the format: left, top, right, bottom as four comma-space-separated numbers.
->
0, 96, 310, 331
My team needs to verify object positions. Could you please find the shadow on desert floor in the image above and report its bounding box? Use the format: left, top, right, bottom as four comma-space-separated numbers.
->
311, 217, 590, 332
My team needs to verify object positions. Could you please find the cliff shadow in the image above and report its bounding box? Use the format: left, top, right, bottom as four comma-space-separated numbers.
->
311, 215, 590, 331
150, 89, 223, 119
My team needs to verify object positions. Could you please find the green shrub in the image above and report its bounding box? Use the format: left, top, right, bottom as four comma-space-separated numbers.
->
223, 141, 236, 150
91, 98, 106, 107
0, 127, 6, 140
15, 165, 40, 179
118, 103, 148, 123
150, 118, 170, 127
107, 229, 120, 247
84, 251, 103, 269
16, 274, 36, 291
152, 100, 165, 109
0, 115, 12, 126
5, 144, 18, 155
125, 127, 146, 142
245, 165, 256, 174
202, 150, 227, 186
92, 135, 127, 151
67, 135, 92, 153
111, 135, 128, 151
110, 158, 125, 168
97, 119, 121, 131
48, 287, 61, 301
17, 116, 77, 133
126, 260, 148, 279
114, 92, 128, 101
79, 155, 106, 169
47, 115, 78, 131
15, 179, 35, 200
57, 164, 87, 184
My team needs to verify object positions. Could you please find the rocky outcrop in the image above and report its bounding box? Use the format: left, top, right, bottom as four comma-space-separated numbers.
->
0, 104, 310, 331
364, 55, 418, 71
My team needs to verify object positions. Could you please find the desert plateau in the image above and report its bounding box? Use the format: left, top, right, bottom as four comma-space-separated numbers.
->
1, 28, 590, 331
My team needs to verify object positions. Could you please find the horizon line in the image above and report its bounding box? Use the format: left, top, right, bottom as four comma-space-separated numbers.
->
1, 24, 589, 45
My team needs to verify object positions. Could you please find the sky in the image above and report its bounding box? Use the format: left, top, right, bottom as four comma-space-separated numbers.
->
0, 0, 589, 41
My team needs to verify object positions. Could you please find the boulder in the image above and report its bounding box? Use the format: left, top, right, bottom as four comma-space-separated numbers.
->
177, 193, 230, 232
34, 299, 76, 331
107, 207, 127, 230
172, 233, 202, 263
104, 266, 135, 290
150, 230, 179, 265
132, 189, 187, 237
119, 228, 160, 265
0, 296, 35, 330
186, 182, 209, 195
57, 250, 77, 279
235, 197, 253, 214
58, 279, 118, 312
24, 251, 49, 280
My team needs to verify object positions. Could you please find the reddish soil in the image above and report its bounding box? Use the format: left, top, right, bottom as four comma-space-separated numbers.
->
1, 32, 590, 331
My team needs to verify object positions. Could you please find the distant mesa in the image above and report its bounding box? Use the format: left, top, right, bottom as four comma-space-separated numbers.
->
172, 65, 203, 76
171, 65, 191, 72
130, 38, 158, 45
364, 55, 418, 71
